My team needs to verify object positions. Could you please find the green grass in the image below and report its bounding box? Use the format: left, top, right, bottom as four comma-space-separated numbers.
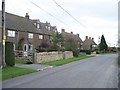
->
40, 55, 94, 66
15, 58, 28, 64
0, 69, 2, 80
2, 66, 37, 80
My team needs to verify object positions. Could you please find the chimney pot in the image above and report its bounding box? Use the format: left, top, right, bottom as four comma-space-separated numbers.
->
89, 37, 91, 39
71, 32, 73, 34
61, 29, 65, 33
25, 13, 29, 19
77, 34, 79, 37
86, 36, 88, 39
92, 38, 94, 41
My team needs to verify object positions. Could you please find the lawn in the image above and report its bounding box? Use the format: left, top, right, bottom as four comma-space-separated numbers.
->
2, 66, 37, 80
41, 55, 94, 66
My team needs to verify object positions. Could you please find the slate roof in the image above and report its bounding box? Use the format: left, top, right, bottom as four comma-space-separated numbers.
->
82, 37, 97, 50
1, 12, 36, 33
1, 11, 51, 35
31, 19, 51, 35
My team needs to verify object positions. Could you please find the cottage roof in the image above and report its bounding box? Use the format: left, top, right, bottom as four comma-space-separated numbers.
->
31, 19, 51, 35
82, 37, 97, 50
62, 32, 83, 43
1, 11, 51, 35
1, 12, 37, 33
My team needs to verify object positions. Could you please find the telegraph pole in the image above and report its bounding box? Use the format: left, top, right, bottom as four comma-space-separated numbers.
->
2, 0, 6, 67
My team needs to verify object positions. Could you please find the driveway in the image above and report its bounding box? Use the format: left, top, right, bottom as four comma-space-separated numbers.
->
3, 54, 118, 88
15, 64, 53, 71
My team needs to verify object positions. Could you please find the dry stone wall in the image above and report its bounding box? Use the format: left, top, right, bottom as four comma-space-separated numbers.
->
36, 51, 73, 63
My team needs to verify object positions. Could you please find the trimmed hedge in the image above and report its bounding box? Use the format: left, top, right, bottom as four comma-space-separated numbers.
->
5, 42, 15, 66
80, 50, 91, 55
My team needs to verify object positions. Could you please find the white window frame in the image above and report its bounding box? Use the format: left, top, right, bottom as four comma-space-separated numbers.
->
28, 33, 33, 39
8, 30, 15, 37
39, 35, 43, 39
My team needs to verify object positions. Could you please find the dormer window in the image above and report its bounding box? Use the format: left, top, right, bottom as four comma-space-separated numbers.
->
48, 26, 50, 30
37, 24, 40, 29
45, 26, 47, 29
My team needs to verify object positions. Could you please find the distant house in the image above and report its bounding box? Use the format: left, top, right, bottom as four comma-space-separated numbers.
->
2, 12, 54, 55
82, 36, 97, 51
61, 29, 83, 50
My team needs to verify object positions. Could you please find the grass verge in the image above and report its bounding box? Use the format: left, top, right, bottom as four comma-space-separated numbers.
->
40, 55, 94, 66
0, 69, 1, 80
15, 58, 28, 64
2, 66, 37, 80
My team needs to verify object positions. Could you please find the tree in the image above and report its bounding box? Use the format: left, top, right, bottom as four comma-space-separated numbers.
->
50, 32, 63, 51
64, 37, 80, 57
99, 35, 108, 52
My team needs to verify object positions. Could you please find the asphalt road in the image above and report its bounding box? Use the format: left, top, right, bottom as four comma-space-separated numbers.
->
3, 54, 118, 88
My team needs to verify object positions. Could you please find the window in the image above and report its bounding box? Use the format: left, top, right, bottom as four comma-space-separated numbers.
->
8, 30, 15, 37
45, 26, 48, 29
93, 45, 96, 47
37, 24, 40, 29
81, 43, 83, 45
48, 26, 50, 30
28, 33, 33, 39
39, 35, 43, 39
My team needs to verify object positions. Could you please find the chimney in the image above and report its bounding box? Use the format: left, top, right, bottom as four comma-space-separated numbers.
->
25, 13, 29, 19
86, 36, 88, 39
77, 34, 79, 37
61, 29, 65, 33
89, 37, 91, 39
92, 38, 94, 41
71, 32, 73, 34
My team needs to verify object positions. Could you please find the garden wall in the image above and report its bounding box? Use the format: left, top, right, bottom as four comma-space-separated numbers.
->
36, 51, 73, 63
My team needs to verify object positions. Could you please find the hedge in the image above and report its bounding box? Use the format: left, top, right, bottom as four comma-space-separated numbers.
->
5, 42, 15, 66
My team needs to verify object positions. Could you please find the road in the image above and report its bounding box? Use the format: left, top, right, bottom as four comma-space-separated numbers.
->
3, 54, 118, 88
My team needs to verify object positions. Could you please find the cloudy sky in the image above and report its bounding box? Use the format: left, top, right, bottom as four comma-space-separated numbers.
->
0, 0, 119, 47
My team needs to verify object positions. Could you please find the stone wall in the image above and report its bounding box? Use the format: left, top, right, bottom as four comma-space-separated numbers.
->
36, 51, 73, 63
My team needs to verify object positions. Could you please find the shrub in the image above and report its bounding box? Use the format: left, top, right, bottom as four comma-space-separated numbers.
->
86, 50, 91, 54
96, 51, 100, 54
36, 48, 46, 52
80, 50, 91, 55
5, 42, 15, 66
72, 49, 80, 57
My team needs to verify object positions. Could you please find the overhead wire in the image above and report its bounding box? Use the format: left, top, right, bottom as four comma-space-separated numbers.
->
31, 1, 68, 26
31, 1, 76, 31
52, 0, 86, 28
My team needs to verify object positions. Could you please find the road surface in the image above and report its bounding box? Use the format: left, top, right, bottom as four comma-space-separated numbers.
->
3, 54, 118, 88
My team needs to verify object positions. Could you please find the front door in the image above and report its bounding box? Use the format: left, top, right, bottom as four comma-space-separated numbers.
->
23, 44, 28, 56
